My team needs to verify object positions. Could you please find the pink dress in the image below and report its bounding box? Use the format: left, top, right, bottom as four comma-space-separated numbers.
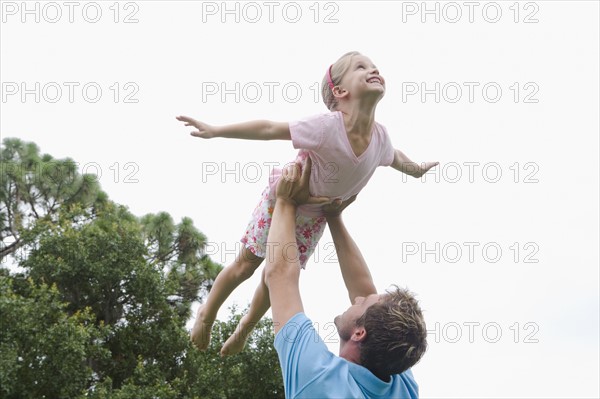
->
241, 111, 395, 268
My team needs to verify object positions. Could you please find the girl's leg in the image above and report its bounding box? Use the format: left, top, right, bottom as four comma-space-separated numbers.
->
191, 246, 264, 350
221, 268, 271, 356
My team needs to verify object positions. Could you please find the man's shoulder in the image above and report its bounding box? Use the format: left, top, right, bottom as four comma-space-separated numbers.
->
274, 313, 419, 398
285, 356, 419, 398
274, 312, 313, 344
274, 312, 327, 361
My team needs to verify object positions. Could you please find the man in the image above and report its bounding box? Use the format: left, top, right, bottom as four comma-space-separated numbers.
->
263, 159, 428, 398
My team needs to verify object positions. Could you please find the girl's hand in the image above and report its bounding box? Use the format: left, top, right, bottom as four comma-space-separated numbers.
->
176, 115, 216, 138
421, 162, 439, 175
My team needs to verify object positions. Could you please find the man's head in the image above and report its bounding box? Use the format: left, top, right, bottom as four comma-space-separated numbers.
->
335, 286, 427, 380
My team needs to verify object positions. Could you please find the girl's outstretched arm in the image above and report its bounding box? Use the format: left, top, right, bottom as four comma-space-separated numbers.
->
391, 148, 438, 178
176, 115, 291, 140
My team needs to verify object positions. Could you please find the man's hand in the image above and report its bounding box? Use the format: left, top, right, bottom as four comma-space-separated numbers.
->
322, 195, 358, 219
176, 115, 216, 138
276, 157, 330, 206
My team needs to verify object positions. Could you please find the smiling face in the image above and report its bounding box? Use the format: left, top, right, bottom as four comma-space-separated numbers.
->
321, 52, 386, 110
337, 54, 386, 100
334, 293, 382, 341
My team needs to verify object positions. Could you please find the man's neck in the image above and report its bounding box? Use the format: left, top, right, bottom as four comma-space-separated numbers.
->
338, 340, 361, 364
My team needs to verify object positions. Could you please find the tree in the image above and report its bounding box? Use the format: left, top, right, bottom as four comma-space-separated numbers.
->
0, 138, 102, 260
0, 272, 109, 399
0, 138, 284, 398
179, 307, 284, 399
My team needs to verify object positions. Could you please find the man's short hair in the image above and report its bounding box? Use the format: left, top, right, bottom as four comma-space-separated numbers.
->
356, 286, 427, 380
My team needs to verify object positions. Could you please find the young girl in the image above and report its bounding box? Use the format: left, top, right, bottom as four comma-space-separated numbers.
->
177, 51, 438, 355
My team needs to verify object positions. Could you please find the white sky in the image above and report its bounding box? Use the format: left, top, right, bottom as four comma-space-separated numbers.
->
1, 1, 599, 397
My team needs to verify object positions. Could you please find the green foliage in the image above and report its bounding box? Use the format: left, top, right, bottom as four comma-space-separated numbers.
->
0, 138, 104, 260
0, 276, 109, 399
178, 307, 284, 399
0, 139, 284, 398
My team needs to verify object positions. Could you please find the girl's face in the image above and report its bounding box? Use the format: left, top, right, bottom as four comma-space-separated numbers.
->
338, 55, 386, 100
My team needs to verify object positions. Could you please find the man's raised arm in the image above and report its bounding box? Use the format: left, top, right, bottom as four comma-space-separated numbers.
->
325, 198, 377, 304
264, 159, 329, 335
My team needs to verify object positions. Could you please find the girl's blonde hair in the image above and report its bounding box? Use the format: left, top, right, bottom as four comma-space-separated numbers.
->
321, 51, 362, 111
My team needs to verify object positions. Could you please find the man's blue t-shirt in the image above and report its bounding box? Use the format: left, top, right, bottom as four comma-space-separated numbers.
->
274, 312, 419, 399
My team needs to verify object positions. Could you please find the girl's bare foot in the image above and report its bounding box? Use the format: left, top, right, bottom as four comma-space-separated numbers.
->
220, 315, 256, 356
190, 305, 215, 350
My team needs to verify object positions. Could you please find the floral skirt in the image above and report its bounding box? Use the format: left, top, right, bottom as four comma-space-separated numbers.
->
240, 186, 326, 269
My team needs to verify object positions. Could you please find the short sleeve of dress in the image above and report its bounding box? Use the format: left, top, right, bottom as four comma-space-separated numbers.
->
289, 113, 328, 151
379, 124, 395, 167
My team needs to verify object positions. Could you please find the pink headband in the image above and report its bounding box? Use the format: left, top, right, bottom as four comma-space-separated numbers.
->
326, 64, 335, 89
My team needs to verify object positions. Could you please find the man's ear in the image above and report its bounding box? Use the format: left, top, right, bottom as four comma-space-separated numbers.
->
351, 326, 367, 343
